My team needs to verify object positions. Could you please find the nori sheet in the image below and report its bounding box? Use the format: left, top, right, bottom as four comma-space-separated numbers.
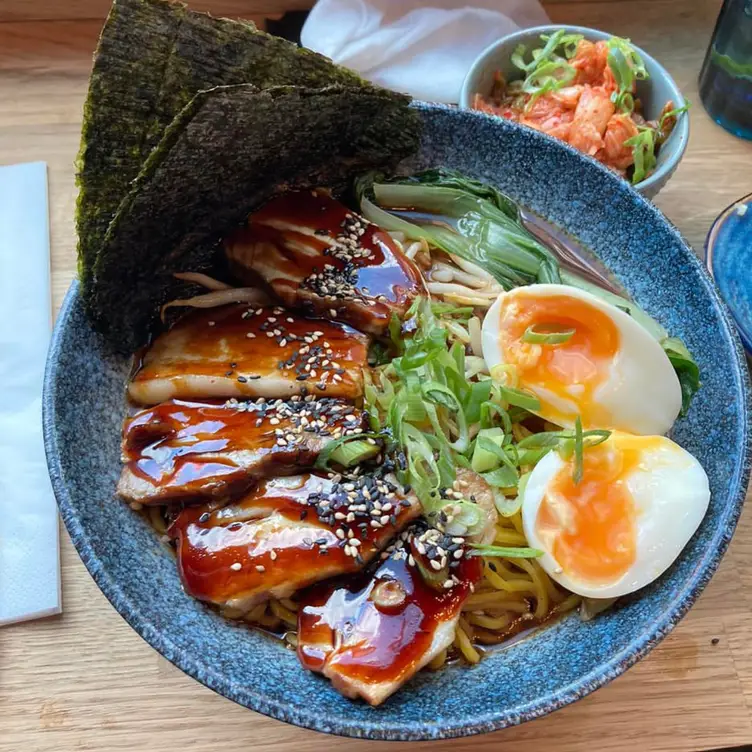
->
76, 0, 367, 305
91, 84, 422, 352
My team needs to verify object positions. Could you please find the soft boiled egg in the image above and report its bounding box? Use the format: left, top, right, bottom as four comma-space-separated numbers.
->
521, 432, 710, 598
481, 284, 682, 435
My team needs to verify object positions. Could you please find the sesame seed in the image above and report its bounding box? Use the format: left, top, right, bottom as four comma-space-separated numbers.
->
230, 562, 242, 571
270, 551, 278, 561
255, 565, 266, 573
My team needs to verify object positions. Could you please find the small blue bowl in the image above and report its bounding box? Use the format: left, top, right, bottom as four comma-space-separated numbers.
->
43, 103, 751, 740
706, 193, 752, 353
460, 25, 690, 199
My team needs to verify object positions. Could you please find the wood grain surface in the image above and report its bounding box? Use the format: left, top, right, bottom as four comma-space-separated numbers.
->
2, 1, 752, 751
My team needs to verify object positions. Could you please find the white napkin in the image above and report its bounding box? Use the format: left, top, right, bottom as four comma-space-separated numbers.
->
301, 0, 548, 104
0, 161, 61, 626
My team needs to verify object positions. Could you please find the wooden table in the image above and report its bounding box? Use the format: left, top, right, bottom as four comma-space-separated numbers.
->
2, 1, 751, 750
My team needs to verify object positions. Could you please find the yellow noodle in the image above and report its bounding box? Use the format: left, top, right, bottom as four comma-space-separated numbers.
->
510, 512, 525, 535
553, 593, 581, 614
483, 565, 536, 593
466, 613, 512, 631
454, 622, 481, 664
512, 423, 533, 443
148, 506, 167, 534
463, 593, 532, 612
515, 558, 549, 619
428, 649, 447, 670
493, 529, 529, 546
244, 603, 268, 623
270, 599, 298, 627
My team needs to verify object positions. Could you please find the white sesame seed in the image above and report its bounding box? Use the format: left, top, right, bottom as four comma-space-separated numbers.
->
336, 529, 346, 540
246, 332, 256, 338
270, 551, 278, 561
230, 562, 242, 571
208, 321, 215, 327
430, 560, 443, 571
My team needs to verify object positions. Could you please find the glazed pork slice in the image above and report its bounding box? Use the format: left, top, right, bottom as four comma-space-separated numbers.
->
224, 190, 424, 336
297, 525, 482, 706
167, 472, 421, 612
128, 303, 369, 405
118, 397, 368, 505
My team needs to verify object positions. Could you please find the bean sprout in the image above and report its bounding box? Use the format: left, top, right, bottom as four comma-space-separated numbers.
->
160, 288, 271, 321
469, 316, 483, 356
173, 272, 232, 291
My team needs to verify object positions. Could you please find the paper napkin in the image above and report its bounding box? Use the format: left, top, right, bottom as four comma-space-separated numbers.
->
0, 161, 61, 626
301, 0, 548, 103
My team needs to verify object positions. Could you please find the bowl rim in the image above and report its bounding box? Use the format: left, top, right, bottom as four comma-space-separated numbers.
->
44, 106, 750, 741
705, 192, 752, 353
458, 23, 689, 195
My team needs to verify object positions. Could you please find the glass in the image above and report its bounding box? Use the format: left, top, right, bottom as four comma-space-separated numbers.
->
699, 0, 752, 140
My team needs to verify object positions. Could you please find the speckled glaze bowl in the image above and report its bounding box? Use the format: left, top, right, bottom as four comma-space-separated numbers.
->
706, 193, 752, 353
460, 25, 690, 199
43, 103, 750, 740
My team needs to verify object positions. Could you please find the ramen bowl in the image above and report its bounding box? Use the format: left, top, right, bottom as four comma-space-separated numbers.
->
43, 103, 750, 740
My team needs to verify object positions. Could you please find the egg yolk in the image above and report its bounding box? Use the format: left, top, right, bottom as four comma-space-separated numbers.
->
534, 437, 660, 586
497, 292, 620, 428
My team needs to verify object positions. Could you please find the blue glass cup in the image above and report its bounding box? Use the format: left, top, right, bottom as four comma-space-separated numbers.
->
699, 0, 752, 140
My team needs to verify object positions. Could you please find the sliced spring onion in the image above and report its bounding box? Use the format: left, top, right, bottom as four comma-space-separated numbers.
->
573, 417, 584, 484
482, 466, 519, 489
475, 436, 520, 481
499, 386, 541, 412
315, 434, 382, 470
624, 127, 657, 184
492, 488, 524, 517
521, 324, 576, 344
414, 556, 447, 590
469, 544, 543, 558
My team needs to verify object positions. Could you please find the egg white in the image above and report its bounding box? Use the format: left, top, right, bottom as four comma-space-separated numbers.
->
521, 434, 710, 598
481, 285, 683, 435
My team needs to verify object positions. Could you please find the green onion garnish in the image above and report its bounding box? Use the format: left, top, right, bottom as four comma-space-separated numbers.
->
499, 386, 541, 412
573, 416, 584, 484
624, 127, 657, 184
521, 324, 576, 344
315, 434, 382, 470
469, 544, 543, 559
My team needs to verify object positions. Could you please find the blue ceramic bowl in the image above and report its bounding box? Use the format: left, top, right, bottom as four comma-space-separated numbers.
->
459, 25, 690, 199
43, 103, 750, 740
706, 193, 752, 353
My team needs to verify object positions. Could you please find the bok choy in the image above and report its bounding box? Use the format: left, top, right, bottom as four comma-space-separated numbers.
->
356, 168, 700, 413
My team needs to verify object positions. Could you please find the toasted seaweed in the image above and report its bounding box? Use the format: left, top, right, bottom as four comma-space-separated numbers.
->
90, 84, 422, 352
76, 0, 367, 304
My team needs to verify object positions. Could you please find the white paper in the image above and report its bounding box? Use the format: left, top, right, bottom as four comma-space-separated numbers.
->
301, 0, 548, 103
0, 161, 61, 626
